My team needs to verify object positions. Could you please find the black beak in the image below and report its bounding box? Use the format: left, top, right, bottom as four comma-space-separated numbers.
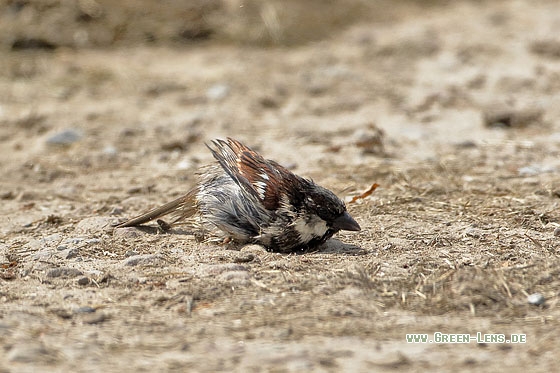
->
332, 211, 361, 232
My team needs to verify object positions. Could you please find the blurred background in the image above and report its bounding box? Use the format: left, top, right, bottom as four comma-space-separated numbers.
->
2, 0, 559, 193
2, 0, 419, 48
2, 0, 559, 211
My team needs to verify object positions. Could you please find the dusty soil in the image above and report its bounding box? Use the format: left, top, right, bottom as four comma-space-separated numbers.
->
1, 0, 560, 371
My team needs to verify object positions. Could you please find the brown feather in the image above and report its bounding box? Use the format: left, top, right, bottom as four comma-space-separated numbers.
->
207, 138, 287, 210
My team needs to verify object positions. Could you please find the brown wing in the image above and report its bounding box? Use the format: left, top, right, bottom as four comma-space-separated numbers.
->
115, 189, 197, 228
207, 138, 291, 210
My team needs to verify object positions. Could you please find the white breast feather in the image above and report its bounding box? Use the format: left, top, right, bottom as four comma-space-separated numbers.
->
293, 215, 328, 242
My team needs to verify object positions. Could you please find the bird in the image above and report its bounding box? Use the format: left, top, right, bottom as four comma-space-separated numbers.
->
116, 138, 361, 253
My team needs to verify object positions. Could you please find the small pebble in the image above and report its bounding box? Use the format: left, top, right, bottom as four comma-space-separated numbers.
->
46, 128, 83, 146
240, 244, 267, 255
113, 227, 144, 239
77, 277, 90, 286
233, 253, 255, 263
109, 207, 123, 216
102, 145, 118, 156
482, 105, 543, 128
455, 140, 477, 148
206, 84, 230, 101
64, 237, 84, 245
58, 248, 79, 260
527, 293, 545, 306
74, 306, 96, 314
74, 216, 115, 234
464, 227, 483, 238
176, 159, 192, 170
41, 234, 63, 243
353, 126, 385, 155
82, 313, 108, 324
217, 270, 251, 285
553, 227, 560, 237
122, 254, 161, 267
518, 164, 555, 176
258, 96, 279, 108
46, 267, 83, 278
33, 250, 57, 262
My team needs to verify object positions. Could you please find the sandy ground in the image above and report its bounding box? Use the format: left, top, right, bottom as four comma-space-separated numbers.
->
1, 0, 560, 371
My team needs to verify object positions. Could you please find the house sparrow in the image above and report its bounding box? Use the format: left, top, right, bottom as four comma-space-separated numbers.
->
116, 138, 360, 253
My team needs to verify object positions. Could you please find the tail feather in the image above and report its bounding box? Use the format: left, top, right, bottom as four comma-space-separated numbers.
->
115, 190, 197, 228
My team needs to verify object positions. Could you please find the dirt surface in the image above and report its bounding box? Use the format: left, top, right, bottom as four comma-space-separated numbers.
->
1, 0, 560, 371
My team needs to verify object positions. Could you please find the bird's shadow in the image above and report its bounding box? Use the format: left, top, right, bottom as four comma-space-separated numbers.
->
115, 226, 364, 255
306, 239, 366, 256
115, 225, 193, 235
